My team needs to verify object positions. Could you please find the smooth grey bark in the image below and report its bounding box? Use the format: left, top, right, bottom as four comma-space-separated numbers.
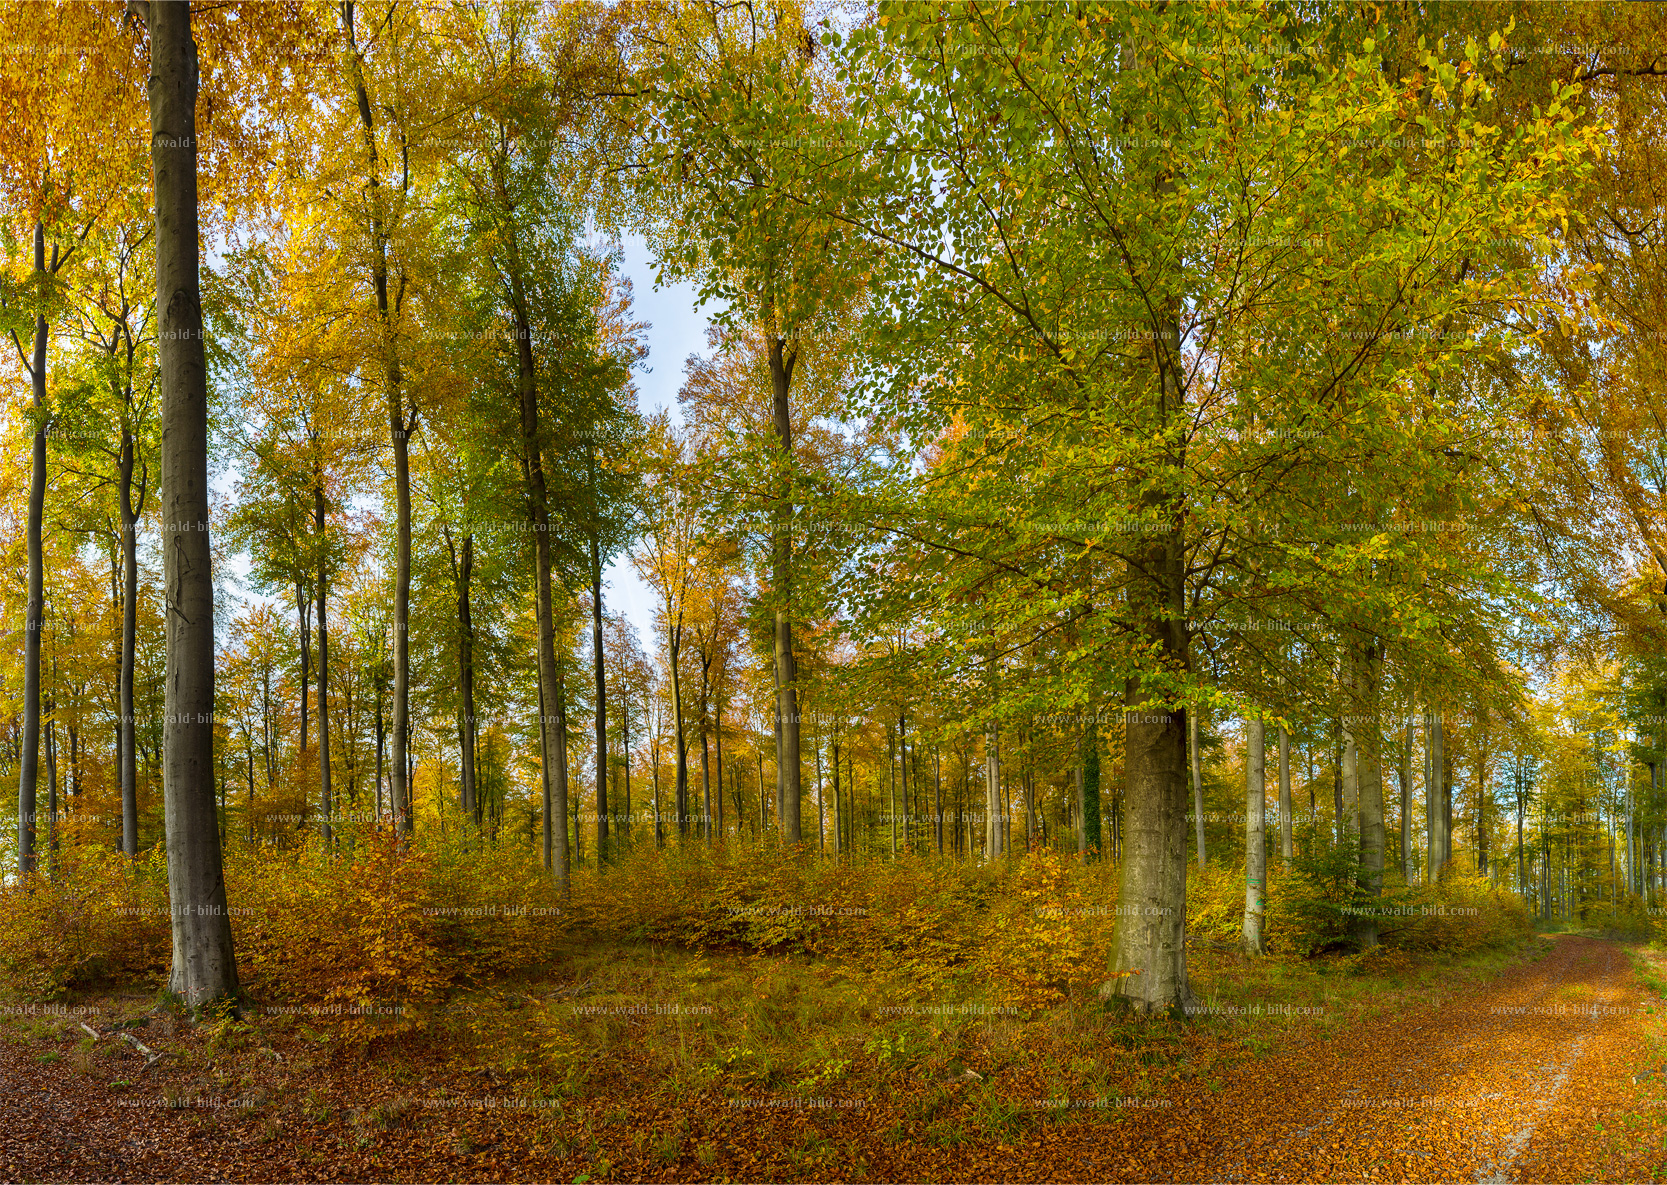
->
766, 335, 801, 844
142, 0, 239, 1007
1354, 640, 1384, 947
1427, 712, 1448, 880
1278, 726, 1292, 861
341, 0, 412, 835
1190, 710, 1205, 865
1105, 176, 1193, 1014
1243, 717, 1266, 955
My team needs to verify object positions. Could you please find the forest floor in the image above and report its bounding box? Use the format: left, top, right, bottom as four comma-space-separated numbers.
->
5, 933, 1667, 1182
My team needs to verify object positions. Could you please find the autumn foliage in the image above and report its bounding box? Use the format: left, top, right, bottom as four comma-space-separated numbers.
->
0, 835, 1534, 1029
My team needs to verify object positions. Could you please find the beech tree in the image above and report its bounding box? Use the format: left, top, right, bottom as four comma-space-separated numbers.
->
827, 3, 1591, 1011
135, 0, 239, 1008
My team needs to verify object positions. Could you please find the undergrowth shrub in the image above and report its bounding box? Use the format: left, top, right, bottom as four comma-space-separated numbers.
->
227, 831, 453, 1032
0, 825, 1536, 1024
0, 847, 169, 1000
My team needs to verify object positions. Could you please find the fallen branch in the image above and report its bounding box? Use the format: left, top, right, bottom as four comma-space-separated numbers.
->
120, 1031, 165, 1070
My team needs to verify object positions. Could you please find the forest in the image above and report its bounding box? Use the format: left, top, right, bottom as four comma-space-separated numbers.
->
6, 1, 1667, 1182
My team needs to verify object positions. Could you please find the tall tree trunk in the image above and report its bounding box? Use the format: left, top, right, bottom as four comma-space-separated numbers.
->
1476, 752, 1489, 877
670, 632, 688, 839
44, 706, 57, 870
119, 429, 143, 857
983, 726, 1001, 859
454, 532, 477, 824
1427, 712, 1447, 881
511, 277, 567, 895
1400, 715, 1413, 881
1190, 709, 1206, 866
1354, 639, 1384, 947
16, 222, 49, 878
316, 483, 331, 844
933, 746, 943, 856
767, 335, 801, 844
1106, 207, 1192, 1014
623, 683, 633, 847
888, 723, 898, 857
832, 739, 842, 857
340, 0, 412, 836
699, 694, 712, 844
296, 582, 310, 754
899, 714, 909, 855
1278, 726, 1292, 861
591, 528, 608, 862
1243, 717, 1266, 955
650, 739, 662, 849
144, 0, 239, 1006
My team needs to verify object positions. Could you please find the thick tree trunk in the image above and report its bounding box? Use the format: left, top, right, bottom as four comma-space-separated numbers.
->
1243, 717, 1266, 955
17, 222, 48, 878
767, 336, 801, 844
1106, 260, 1192, 1013
145, 0, 239, 1006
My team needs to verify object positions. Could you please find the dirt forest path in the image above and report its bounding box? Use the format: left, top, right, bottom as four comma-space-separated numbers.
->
1004, 935, 1661, 1183
3, 936, 1664, 1183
